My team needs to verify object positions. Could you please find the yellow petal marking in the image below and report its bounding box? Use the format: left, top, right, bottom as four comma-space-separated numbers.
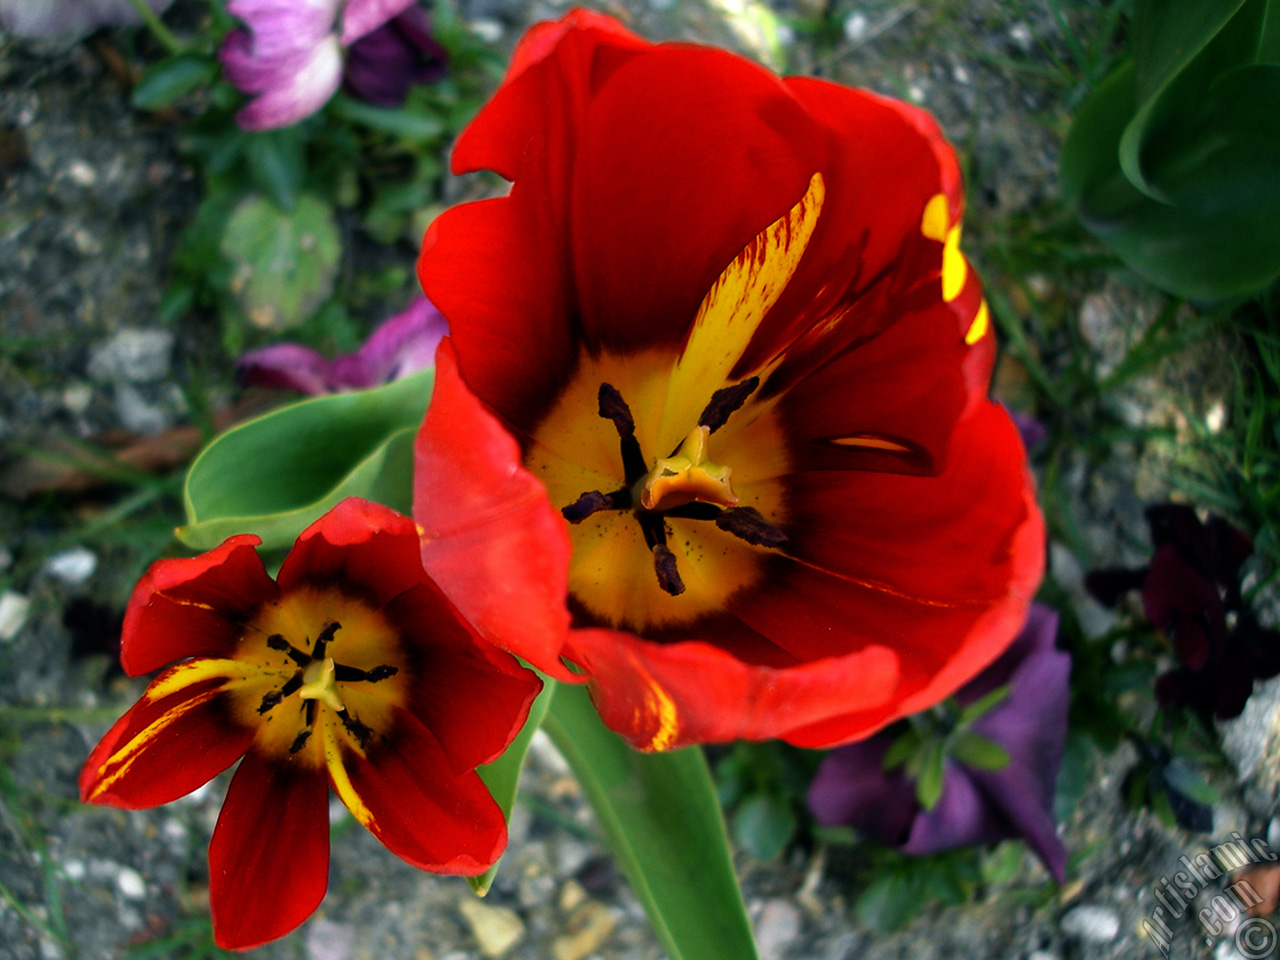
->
965, 299, 990, 346
828, 435, 912, 452
322, 713, 376, 830
625, 651, 680, 753
660, 172, 825, 448
920, 193, 950, 242
942, 225, 967, 302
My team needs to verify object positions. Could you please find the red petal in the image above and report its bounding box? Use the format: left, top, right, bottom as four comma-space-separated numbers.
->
569, 44, 816, 353
383, 583, 543, 774
121, 535, 276, 676
413, 340, 575, 679
209, 749, 330, 951
566, 626, 900, 750
80, 659, 255, 808
327, 706, 507, 874
276, 497, 426, 608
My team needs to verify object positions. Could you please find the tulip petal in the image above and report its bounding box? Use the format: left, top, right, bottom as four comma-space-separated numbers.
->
122, 535, 277, 676
81, 659, 257, 808
209, 748, 330, 950
325, 706, 507, 873
414, 340, 575, 679
276, 497, 426, 608
382, 584, 543, 774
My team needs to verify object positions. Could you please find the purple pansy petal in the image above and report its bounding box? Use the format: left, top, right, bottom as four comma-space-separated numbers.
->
1142, 542, 1225, 669
0, 0, 174, 38
808, 737, 918, 846
901, 764, 1003, 854
351, 296, 447, 383
969, 767, 1068, 882
344, 8, 449, 107
232, 35, 344, 130
237, 344, 335, 394
338, 0, 415, 45
1006, 407, 1047, 452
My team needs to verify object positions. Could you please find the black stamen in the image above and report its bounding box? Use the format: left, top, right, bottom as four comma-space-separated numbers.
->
304, 698, 318, 727
562, 488, 631, 522
257, 690, 283, 714
662, 502, 722, 522
698, 377, 760, 433
334, 663, 399, 683
312, 621, 341, 660
652, 545, 686, 596
636, 511, 669, 550
337, 709, 375, 748
278, 673, 304, 698
599, 383, 648, 484
289, 729, 312, 754
715, 507, 788, 548
267, 633, 311, 667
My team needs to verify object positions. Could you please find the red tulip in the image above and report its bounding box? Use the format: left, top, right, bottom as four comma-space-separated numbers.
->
80, 498, 541, 949
414, 10, 1044, 751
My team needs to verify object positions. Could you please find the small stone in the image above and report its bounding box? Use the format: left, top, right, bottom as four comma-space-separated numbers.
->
44, 546, 97, 585
62, 383, 92, 416
0, 546, 12, 572
552, 901, 616, 960
755, 898, 802, 960
113, 383, 172, 434
87, 328, 174, 384
1027, 952, 1059, 960
62, 860, 85, 881
1220, 676, 1280, 783
1008, 21, 1034, 53
1060, 904, 1121, 943
116, 866, 146, 899
459, 898, 524, 958
305, 919, 357, 960
843, 11, 868, 42
559, 879, 587, 913
469, 18, 503, 44
65, 160, 96, 186
0, 591, 30, 642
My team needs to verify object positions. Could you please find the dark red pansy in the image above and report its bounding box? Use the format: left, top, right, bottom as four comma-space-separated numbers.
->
414, 10, 1044, 751
81, 497, 541, 950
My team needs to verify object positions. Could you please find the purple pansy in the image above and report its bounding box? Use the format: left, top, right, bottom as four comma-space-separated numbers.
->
808, 603, 1070, 882
237, 295, 446, 394
0, 0, 173, 38
220, 0, 439, 130
344, 6, 447, 107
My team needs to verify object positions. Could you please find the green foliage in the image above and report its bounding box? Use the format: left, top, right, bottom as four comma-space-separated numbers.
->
715, 742, 819, 861
1061, 0, 1280, 298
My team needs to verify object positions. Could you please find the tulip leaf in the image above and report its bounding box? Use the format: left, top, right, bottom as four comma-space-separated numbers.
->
131, 53, 218, 110
949, 732, 1011, 772
220, 194, 340, 331
542, 682, 759, 960
472, 678, 556, 896
178, 370, 432, 551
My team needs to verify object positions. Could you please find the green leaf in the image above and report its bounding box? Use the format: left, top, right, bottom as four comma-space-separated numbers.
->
955, 685, 1010, 728
853, 873, 920, 932
731, 793, 797, 862
1163, 758, 1221, 806
1132, 0, 1247, 104
178, 370, 432, 550
881, 727, 921, 772
131, 53, 218, 110
220, 194, 340, 331
245, 128, 307, 211
472, 679, 556, 896
915, 740, 946, 811
949, 732, 1011, 772
330, 94, 446, 140
542, 683, 758, 960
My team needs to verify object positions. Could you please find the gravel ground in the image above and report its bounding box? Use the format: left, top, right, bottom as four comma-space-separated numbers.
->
1, 2, 1278, 959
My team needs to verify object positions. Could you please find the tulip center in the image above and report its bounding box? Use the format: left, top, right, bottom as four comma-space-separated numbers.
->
241, 593, 406, 762
560, 378, 787, 599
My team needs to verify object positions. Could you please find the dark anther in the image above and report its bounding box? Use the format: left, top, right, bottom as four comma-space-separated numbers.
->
258, 690, 284, 714
334, 664, 398, 683
599, 383, 648, 484
312, 620, 341, 659
562, 489, 631, 523
304, 698, 318, 727
715, 507, 788, 548
289, 729, 312, 754
267, 633, 311, 667
337, 709, 375, 748
698, 377, 760, 434
652, 545, 686, 596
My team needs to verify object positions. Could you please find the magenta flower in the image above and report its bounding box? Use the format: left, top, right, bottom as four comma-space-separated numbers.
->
0, 0, 173, 38
238, 295, 446, 394
808, 604, 1070, 882
220, 0, 420, 130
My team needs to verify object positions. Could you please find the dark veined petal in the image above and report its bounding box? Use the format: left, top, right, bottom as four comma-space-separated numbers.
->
80, 659, 256, 808
325, 705, 507, 874
382, 583, 543, 774
413, 340, 575, 679
121, 535, 277, 676
276, 497, 426, 609
209, 748, 331, 950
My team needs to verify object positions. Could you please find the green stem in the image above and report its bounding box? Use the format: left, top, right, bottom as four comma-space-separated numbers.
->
124, 0, 184, 55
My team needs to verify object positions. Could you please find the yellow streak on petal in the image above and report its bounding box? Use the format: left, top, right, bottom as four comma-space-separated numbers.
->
965, 299, 990, 346
942, 225, 967, 302
660, 172, 825, 445
828, 435, 912, 453
153, 592, 218, 613
625, 651, 679, 753
921, 193, 950, 242
322, 713, 376, 831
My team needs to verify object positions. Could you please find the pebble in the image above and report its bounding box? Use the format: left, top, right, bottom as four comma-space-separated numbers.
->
552, 901, 615, 960
62, 383, 92, 416
1007, 21, 1034, 53
459, 899, 524, 958
755, 898, 802, 960
116, 866, 146, 899
843, 11, 868, 42
113, 382, 171, 434
44, 546, 97, 585
1220, 676, 1280, 783
0, 590, 30, 642
86, 328, 174, 384
1060, 904, 1121, 943
305, 919, 357, 960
